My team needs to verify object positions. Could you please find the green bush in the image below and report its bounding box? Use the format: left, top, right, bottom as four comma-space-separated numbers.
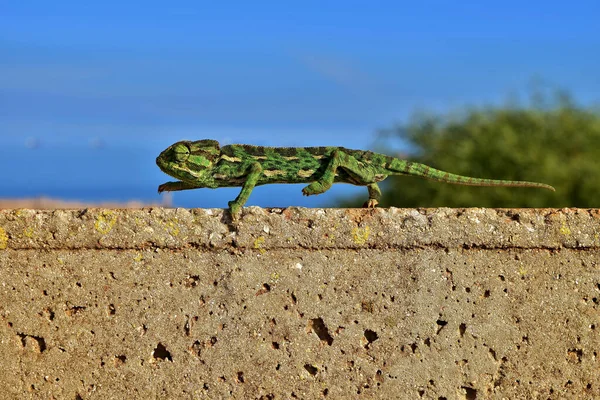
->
344, 93, 600, 208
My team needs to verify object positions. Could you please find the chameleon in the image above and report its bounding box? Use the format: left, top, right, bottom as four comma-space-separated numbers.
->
156, 139, 555, 219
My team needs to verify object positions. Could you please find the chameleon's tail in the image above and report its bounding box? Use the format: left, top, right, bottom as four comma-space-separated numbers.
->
386, 158, 555, 191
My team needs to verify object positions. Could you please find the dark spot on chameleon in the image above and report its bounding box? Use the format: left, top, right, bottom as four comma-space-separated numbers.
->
219, 146, 237, 157
304, 146, 330, 156
241, 145, 268, 157
270, 147, 298, 157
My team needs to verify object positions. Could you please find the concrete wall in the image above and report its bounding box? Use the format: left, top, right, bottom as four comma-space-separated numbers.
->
1, 207, 599, 399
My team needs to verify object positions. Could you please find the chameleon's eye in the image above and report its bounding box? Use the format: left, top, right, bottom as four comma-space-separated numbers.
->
173, 143, 190, 162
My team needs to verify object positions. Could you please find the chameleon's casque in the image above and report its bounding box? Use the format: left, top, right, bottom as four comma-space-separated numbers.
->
157, 139, 555, 219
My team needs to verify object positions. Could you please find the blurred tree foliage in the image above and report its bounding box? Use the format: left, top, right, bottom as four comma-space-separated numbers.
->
343, 92, 600, 208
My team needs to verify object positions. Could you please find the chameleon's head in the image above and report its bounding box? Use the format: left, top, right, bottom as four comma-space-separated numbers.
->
156, 140, 221, 182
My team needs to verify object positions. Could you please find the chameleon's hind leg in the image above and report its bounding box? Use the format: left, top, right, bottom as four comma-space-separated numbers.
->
363, 183, 381, 208
302, 149, 380, 198
228, 162, 263, 219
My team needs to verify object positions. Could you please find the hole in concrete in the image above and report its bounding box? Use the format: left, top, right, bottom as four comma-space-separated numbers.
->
271, 342, 279, 350
41, 308, 55, 321
152, 343, 173, 362
462, 386, 477, 400
436, 319, 448, 334
322, 388, 329, 396
307, 318, 333, 346
424, 338, 431, 347
483, 290, 490, 298
418, 389, 425, 397
256, 283, 271, 296
184, 275, 200, 288
65, 305, 86, 317
304, 364, 318, 375
114, 355, 127, 366
567, 348, 583, 363
459, 323, 467, 337
364, 329, 378, 345
498, 275, 505, 281
236, 371, 244, 383
374, 369, 384, 386
107, 304, 116, 316
18, 333, 47, 353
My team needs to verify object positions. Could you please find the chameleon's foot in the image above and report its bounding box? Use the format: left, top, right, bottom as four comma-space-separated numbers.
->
362, 199, 379, 208
157, 183, 168, 193
228, 201, 242, 221
302, 181, 330, 196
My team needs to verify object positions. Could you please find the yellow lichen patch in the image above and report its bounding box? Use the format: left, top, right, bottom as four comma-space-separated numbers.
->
95, 211, 117, 235
0, 227, 8, 250
352, 226, 371, 245
23, 227, 35, 239
518, 266, 528, 277
164, 219, 180, 236
133, 253, 144, 262
559, 223, 571, 236
254, 236, 266, 254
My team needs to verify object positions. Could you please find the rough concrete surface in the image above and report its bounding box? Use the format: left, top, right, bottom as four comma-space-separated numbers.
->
0, 207, 599, 399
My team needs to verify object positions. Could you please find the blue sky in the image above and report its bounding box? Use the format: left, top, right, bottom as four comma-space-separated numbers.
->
1, 1, 599, 207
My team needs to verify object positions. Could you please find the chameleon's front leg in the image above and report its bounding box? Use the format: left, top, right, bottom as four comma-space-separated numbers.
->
228, 162, 263, 219
158, 181, 201, 193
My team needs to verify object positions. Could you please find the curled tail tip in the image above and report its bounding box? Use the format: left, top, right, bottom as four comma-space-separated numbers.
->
534, 183, 555, 191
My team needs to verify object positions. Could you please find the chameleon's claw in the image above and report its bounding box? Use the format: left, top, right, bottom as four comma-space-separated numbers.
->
362, 199, 379, 208
228, 201, 242, 221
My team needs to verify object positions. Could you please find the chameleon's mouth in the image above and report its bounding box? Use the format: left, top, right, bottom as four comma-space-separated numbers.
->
155, 152, 169, 173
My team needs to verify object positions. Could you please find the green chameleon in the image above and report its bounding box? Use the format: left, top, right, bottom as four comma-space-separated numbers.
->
156, 139, 555, 219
